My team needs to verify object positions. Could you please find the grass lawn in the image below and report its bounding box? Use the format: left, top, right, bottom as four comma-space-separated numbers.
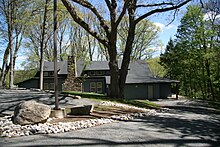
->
62, 91, 161, 109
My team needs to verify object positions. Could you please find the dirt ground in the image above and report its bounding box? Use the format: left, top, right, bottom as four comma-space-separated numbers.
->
48, 105, 144, 123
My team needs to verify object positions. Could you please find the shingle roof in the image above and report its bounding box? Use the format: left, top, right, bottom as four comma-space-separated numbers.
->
44, 61, 68, 75
104, 60, 179, 84
82, 60, 125, 70
44, 60, 179, 84
77, 60, 179, 84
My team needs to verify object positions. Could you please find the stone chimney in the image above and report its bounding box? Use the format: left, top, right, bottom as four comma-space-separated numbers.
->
67, 55, 75, 74
62, 56, 82, 91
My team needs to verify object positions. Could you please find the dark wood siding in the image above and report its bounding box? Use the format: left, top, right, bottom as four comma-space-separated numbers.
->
17, 78, 39, 89
124, 84, 148, 100
124, 83, 172, 100
17, 76, 67, 91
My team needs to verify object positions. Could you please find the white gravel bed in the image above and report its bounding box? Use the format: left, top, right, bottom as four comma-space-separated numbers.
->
0, 101, 163, 138
99, 101, 170, 113
0, 116, 115, 138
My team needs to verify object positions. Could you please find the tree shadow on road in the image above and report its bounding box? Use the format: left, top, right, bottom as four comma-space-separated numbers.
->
131, 106, 220, 146
0, 92, 71, 114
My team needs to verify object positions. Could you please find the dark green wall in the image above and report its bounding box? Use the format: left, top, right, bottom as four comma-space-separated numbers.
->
17, 78, 39, 89
124, 83, 172, 100
124, 84, 148, 100
17, 77, 66, 92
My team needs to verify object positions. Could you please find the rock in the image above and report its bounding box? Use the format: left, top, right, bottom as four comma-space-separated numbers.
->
13, 101, 51, 125
67, 105, 94, 115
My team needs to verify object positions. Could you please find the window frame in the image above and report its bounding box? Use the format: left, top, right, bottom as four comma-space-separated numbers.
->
44, 83, 49, 90
90, 71, 95, 76
43, 72, 49, 77
90, 82, 96, 92
96, 71, 103, 76
49, 71, 54, 76
96, 82, 102, 93
49, 83, 54, 90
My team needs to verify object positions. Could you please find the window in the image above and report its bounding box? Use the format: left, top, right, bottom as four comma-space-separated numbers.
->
43, 72, 49, 77
90, 71, 95, 76
49, 72, 54, 76
97, 82, 102, 93
90, 82, 96, 92
96, 71, 103, 76
44, 83, 49, 90
49, 83, 54, 90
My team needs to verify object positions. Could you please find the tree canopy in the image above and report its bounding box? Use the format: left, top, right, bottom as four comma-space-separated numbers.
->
160, 2, 220, 101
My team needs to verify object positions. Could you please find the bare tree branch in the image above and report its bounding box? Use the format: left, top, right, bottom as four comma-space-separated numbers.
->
136, 2, 174, 8
104, 0, 111, 11
71, 0, 110, 35
61, 0, 108, 47
116, 1, 129, 26
200, 0, 204, 8
166, 9, 178, 26
135, 0, 191, 24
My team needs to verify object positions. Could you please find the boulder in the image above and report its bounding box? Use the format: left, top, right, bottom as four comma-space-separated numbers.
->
13, 101, 51, 125
66, 105, 94, 115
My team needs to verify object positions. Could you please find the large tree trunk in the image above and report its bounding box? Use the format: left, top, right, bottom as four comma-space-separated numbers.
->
13, 27, 23, 77
108, 57, 120, 98
8, 0, 14, 89
119, 1, 136, 98
0, 45, 10, 88
39, 0, 49, 90
108, 28, 120, 98
2, 65, 10, 88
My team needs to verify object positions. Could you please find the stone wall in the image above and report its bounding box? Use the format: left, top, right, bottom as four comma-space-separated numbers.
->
62, 56, 82, 91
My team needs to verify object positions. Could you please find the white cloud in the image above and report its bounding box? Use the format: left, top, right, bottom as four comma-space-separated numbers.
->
153, 22, 177, 32
154, 22, 165, 31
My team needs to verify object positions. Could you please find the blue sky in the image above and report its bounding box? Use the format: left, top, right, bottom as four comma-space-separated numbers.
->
146, 5, 189, 57
148, 10, 186, 55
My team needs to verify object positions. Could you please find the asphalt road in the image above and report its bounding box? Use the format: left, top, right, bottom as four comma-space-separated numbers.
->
0, 89, 99, 115
1, 90, 220, 147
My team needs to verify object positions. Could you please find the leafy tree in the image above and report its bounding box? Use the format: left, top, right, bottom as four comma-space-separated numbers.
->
14, 69, 37, 84
0, 0, 30, 88
160, 3, 220, 100
118, 17, 161, 60
147, 57, 166, 77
